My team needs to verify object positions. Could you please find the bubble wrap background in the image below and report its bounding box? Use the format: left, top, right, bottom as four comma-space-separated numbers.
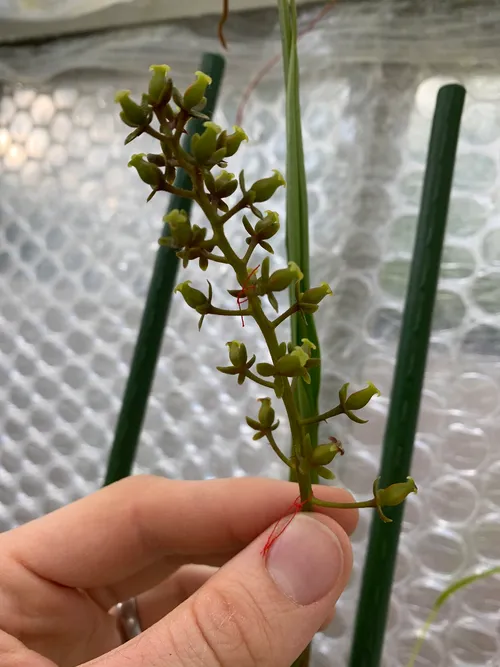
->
2, 39, 500, 667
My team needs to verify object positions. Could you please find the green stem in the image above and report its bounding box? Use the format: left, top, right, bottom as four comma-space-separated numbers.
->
162, 79, 314, 513
272, 303, 299, 328
312, 497, 376, 510
145, 126, 171, 142
219, 197, 249, 224
266, 431, 294, 468
242, 238, 258, 265
209, 306, 251, 317
163, 183, 196, 199
203, 252, 229, 264
211, 222, 313, 509
300, 404, 342, 425
245, 370, 275, 389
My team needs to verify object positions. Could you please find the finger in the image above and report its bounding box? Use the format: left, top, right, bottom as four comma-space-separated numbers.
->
113, 564, 328, 638
128, 564, 217, 629
5, 476, 357, 591
88, 555, 222, 612
89, 513, 352, 667
0, 630, 56, 667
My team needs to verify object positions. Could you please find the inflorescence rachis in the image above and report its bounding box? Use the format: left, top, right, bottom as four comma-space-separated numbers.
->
117, 65, 417, 521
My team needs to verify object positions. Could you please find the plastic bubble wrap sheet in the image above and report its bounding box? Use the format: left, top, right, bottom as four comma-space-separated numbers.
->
2, 26, 500, 667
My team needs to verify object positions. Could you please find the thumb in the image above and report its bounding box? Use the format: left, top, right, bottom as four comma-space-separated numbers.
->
96, 513, 352, 667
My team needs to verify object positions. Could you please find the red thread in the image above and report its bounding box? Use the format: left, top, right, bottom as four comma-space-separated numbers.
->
261, 495, 309, 557
236, 264, 260, 327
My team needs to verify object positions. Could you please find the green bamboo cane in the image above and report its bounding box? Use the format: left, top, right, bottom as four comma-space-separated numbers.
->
104, 53, 225, 485
348, 83, 466, 667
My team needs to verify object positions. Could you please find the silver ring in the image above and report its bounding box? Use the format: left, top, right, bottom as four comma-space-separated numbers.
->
115, 597, 142, 642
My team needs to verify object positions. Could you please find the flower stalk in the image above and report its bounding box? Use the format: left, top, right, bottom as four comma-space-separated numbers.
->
118, 65, 416, 521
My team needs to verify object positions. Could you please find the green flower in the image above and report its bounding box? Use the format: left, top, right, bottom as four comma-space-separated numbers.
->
275, 346, 310, 382
227, 341, 247, 367
115, 90, 150, 127
217, 341, 256, 385
174, 281, 209, 310
183, 71, 212, 110
148, 65, 172, 104
191, 121, 222, 164
249, 169, 286, 203
213, 171, 238, 198
224, 126, 248, 157
128, 153, 163, 187
254, 211, 280, 240
374, 477, 418, 523
268, 261, 303, 293
258, 397, 275, 428
300, 282, 332, 305
339, 382, 380, 423
163, 209, 192, 247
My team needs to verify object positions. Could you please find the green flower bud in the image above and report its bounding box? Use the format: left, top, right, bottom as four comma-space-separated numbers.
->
344, 381, 380, 411
267, 292, 279, 312
301, 282, 332, 305
227, 341, 247, 367
174, 281, 208, 309
183, 71, 212, 110
376, 477, 418, 508
163, 209, 192, 247
191, 224, 207, 246
256, 362, 276, 377
225, 126, 248, 157
275, 347, 308, 377
218, 365, 239, 377
301, 338, 316, 356
311, 441, 342, 466
147, 153, 166, 167
213, 171, 238, 198
128, 153, 163, 187
165, 164, 176, 183
216, 130, 227, 150
211, 147, 227, 163
249, 169, 286, 203
268, 261, 304, 293
115, 90, 150, 127
148, 65, 172, 104
257, 398, 275, 429
192, 121, 221, 165
317, 466, 335, 480
291, 347, 310, 365
254, 211, 280, 240
246, 416, 262, 431
261, 256, 271, 282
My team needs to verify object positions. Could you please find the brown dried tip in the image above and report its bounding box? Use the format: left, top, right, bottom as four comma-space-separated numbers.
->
218, 0, 229, 50
328, 436, 344, 455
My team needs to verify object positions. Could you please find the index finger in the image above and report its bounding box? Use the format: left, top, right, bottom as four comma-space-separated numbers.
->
4, 476, 358, 589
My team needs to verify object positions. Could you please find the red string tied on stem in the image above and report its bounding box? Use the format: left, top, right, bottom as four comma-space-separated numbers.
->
261, 495, 310, 557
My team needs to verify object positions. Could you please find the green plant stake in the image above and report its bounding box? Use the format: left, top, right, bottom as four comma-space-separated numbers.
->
348, 83, 466, 667
104, 54, 225, 485
116, 61, 416, 666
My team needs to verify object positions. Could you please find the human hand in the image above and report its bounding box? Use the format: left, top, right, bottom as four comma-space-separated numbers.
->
0, 475, 356, 667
